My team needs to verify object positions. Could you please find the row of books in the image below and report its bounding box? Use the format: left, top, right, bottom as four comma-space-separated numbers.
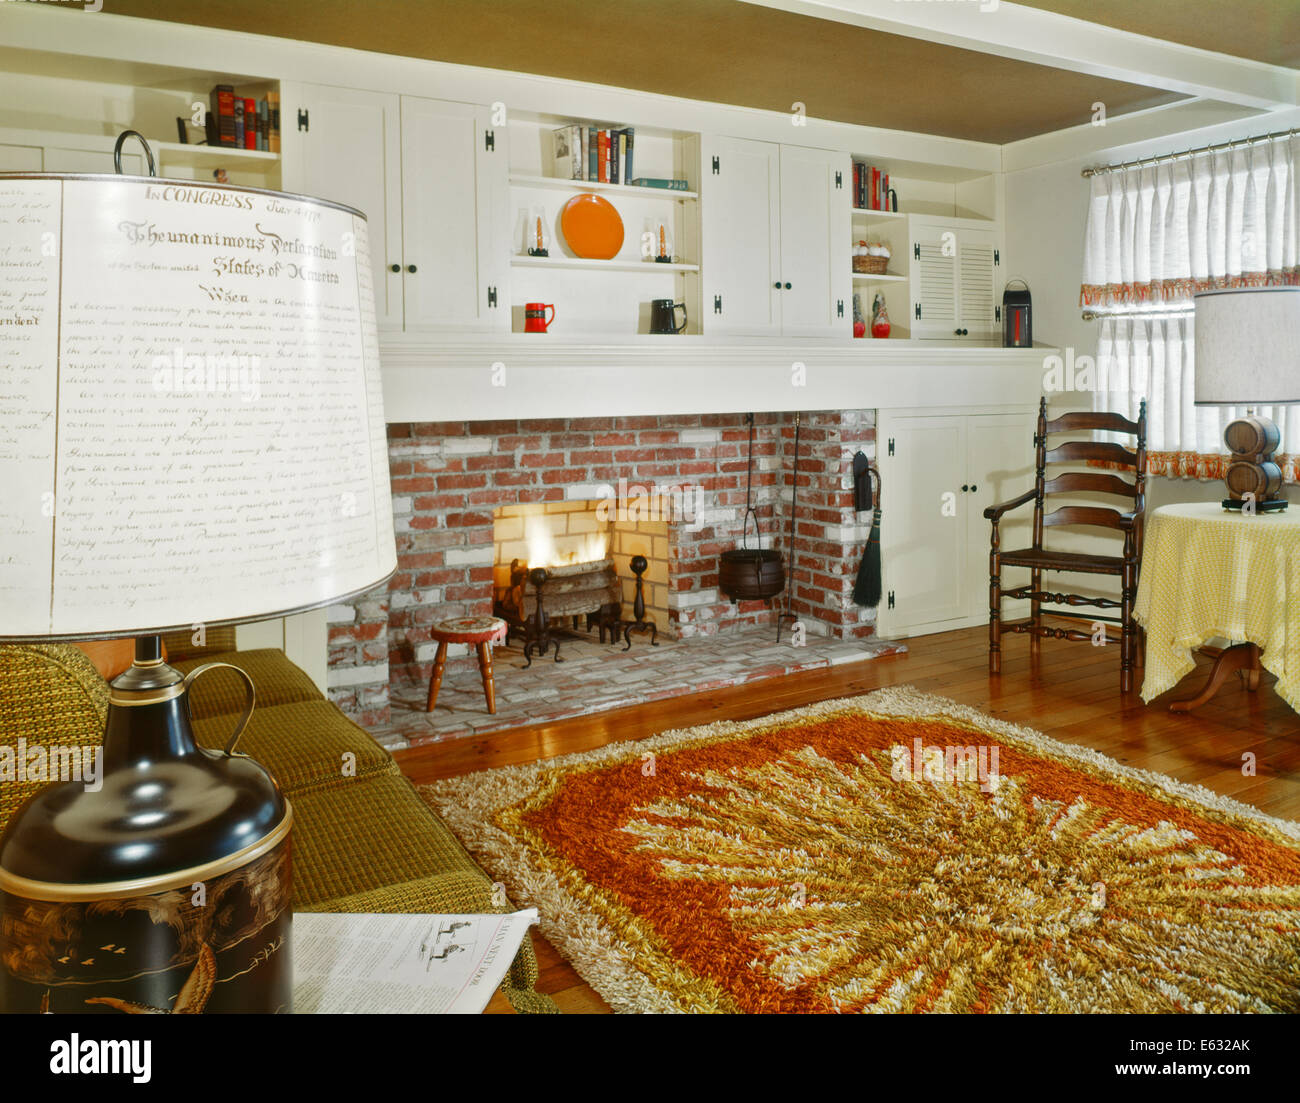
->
208, 86, 281, 153
553, 124, 635, 185
853, 162, 891, 212
549, 125, 688, 190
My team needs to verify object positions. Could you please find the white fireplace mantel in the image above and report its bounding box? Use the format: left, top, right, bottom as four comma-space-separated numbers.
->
378, 339, 1057, 422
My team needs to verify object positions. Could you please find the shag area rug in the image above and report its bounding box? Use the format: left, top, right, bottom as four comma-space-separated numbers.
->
420, 687, 1300, 1013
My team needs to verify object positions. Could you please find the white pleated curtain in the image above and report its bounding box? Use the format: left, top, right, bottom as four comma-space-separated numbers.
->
1080, 136, 1300, 478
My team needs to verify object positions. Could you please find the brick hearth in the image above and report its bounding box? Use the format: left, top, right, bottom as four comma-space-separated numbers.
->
327, 410, 877, 728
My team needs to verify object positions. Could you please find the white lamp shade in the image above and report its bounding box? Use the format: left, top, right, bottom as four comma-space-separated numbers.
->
1193, 286, 1300, 405
0, 174, 396, 640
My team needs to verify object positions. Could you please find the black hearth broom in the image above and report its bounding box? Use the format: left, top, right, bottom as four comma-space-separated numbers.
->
851, 452, 881, 607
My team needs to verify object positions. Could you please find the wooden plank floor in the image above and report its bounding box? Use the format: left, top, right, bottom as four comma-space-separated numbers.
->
397, 623, 1300, 1015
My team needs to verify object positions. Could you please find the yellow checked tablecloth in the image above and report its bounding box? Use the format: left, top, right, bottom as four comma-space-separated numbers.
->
1133, 502, 1300, 709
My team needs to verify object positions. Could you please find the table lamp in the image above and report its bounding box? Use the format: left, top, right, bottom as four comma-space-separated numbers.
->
1194, 286, 1300, 513
0, 136, 396, 1013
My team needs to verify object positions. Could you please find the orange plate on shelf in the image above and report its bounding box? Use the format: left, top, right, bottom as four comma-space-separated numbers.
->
560, 193, 624, 260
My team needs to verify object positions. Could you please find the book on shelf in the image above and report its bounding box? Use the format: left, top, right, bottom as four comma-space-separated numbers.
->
244, 98, 259, 150
209, 84, 236, 147
233, 98, 245, 148
629, 177, 689, 191
257, 99, 269, 152
267, 91, 280, 153
551, 124, 583, 180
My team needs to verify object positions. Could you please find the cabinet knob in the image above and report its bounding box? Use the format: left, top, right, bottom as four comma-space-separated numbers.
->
784, 282, 792, 290
971, 484, 978, 492
407, 264, 417, 274
389, 263, 400, 273
774, 282, 781, 290
961, 484, 969, 492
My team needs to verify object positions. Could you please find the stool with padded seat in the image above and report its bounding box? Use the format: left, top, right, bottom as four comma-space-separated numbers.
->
425, 616, 509, 714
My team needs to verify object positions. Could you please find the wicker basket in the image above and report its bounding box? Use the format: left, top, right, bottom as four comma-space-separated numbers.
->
853, 254, 889, 275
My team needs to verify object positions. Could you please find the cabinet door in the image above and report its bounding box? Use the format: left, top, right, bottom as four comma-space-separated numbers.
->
957, 228, 998, 338
400, 97, 507, 333
877, 414, 969, 633
910, 221, 960, 338
778, 145, 851, 337
296, 84, 403, 331
966, 411, 1036, 621
701, 135, 780, 336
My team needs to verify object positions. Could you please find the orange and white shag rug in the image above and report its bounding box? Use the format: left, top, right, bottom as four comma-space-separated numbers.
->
420, 687, 1300, 1013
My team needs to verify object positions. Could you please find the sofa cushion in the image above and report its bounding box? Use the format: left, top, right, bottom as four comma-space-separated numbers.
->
0, 645, 107, 833
289, 771, 489, 909
171, 649, 321, 720
192, 700, 393, 796
160, 625, 238, 663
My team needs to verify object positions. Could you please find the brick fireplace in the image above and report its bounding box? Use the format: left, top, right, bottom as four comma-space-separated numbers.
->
326, 410, 877, 728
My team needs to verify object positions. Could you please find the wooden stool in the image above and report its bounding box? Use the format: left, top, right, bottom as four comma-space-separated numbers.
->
425, 616, 509, 714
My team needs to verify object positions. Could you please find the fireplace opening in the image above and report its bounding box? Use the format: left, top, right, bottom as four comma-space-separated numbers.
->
491, 500, 671, 662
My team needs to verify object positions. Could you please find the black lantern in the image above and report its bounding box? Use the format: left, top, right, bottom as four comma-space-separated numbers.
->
1002, 279, 1032, 348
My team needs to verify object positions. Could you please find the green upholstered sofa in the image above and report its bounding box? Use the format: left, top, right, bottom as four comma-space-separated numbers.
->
0, 631, 556, 1014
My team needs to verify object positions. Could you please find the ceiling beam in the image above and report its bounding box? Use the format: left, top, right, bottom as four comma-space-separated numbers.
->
999, 99, 1274, 174
738, 0, 1298, 111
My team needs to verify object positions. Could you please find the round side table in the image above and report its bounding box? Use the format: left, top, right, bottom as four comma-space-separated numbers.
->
1133, 502, 1300, 712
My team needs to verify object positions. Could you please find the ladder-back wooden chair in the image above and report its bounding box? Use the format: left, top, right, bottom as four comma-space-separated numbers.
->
984, 397, 1147, 692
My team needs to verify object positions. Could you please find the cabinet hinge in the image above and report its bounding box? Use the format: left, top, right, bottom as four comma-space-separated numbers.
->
914, 304, 921, 320
834, 170, 843, 189
887, 591, 895, 610
995, 305, 1001, 322
836, 299, 844, 318
712, 155, 720, 175
888, 437, 895, 456
297, 108, 309, 133
994, 249, 1000, 265
913, 242, 920, 261
487, 286, 498, 308
485, 129, 495, 152
713, 294, 722, 314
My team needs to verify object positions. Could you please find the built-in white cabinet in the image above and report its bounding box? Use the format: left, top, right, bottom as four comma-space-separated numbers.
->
910, 217, 1000, 339
703, 136, 850, 337
292, 84, 507, 334
875, 407, 1036, 638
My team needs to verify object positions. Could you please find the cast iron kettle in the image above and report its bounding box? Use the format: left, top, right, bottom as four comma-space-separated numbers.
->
719, 413, 785, 602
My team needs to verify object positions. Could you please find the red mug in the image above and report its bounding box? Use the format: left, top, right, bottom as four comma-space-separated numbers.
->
524, 302, 556, 333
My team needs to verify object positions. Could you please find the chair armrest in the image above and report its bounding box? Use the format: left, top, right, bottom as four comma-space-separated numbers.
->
1118, 508, 1143, 530
983, 488, 1037, 521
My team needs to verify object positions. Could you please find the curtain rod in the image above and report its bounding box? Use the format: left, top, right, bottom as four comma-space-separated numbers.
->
1080, 127, 1298, 178
1081, 308, 1195, 321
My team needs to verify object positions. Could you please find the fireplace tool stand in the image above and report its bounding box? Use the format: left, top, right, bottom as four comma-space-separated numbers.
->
776, 412, 802, 643
516, 566, 563, 668
621, 555, 659, 650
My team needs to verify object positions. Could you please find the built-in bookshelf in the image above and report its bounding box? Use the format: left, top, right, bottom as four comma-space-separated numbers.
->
506, 112, 701, 337
847, 154, 1000, 339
